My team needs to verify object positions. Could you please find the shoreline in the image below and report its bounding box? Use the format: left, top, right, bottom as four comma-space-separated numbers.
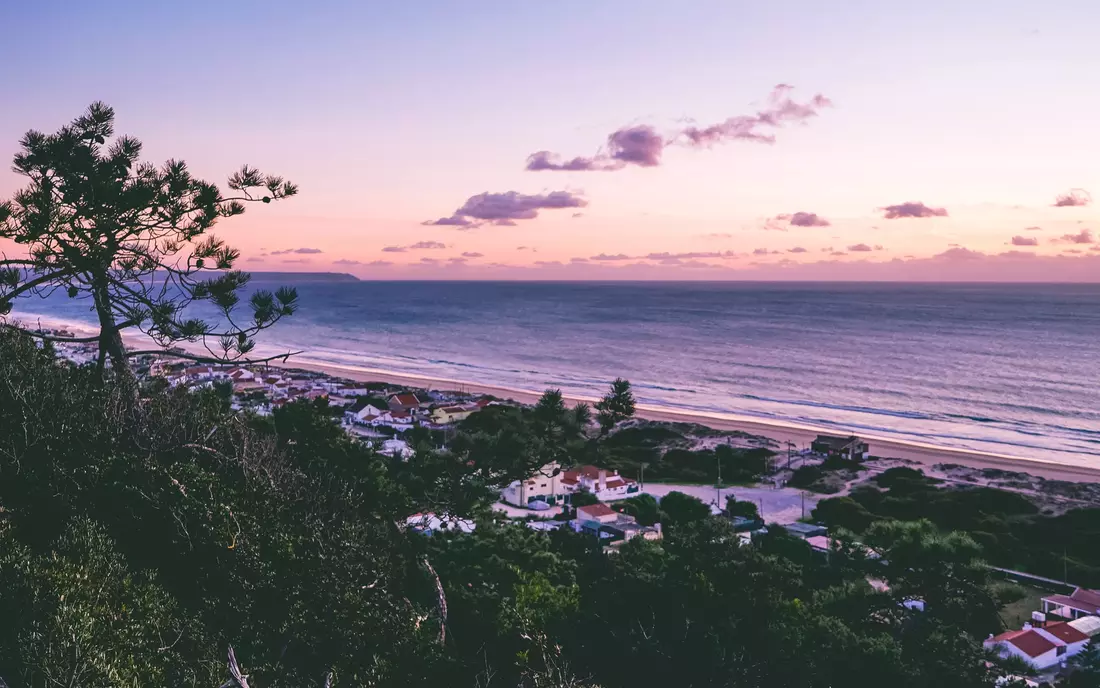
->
267, 358, 1100, 484
15, 312, 1100, 484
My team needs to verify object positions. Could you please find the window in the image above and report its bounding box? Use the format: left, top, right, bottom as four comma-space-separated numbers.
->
1057, 646, 1067, 656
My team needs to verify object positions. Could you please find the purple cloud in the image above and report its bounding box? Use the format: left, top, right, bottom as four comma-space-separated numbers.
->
590, 253, 633, 261
382, 246, 407, 253
1053, 189, 1091, 207
570, 257, 589, 263
333, 259, 362, 265
424, 190, 587, 228
527, 85, 830, 172
448, 257, 467, 264
848, 243, 874, 252
644, 251, 738, 261
461, 252, 484, 258
1011, 236, 1039, 247
1025, 226, 1043, 231
420, 257, 440, 264
787, 247, 808, 253
410, 241, 447, 250
787, 212, 831, 227
1054, 229, 1095, 244
830, 251, 847, 257
364, 260, 394, 267
752, 248, 770, 256
879, 202, 949, 219
681, 86, 832, 147
270, 247, 323, 255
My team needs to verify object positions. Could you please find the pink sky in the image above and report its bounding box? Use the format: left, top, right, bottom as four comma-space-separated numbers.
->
2, 1, 1099, 281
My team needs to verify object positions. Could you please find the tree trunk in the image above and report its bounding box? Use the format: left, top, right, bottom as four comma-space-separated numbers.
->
91, 276, 131, 379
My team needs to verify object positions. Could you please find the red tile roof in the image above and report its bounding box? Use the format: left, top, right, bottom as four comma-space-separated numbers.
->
390, 393, 421, 407
604, 479, 626, 489
992, 630, 1057, 658
577, 503, 616, 518
1043, 622, 1089, 644
560, 471, 580, 485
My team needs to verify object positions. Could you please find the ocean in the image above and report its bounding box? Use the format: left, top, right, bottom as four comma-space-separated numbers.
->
16, 279, 1100, 467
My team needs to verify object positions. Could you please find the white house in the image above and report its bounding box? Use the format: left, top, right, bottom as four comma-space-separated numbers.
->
345, 400, 387, 424
559, 465, 639, 501
501, 463, 565, 507
985, 621, 1089, 670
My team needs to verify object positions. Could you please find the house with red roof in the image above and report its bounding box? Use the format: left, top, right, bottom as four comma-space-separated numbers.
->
1042, 587, 1100, 620
559, 465, 639, 501
388, 393, 425, 413
985, 620, 1090, 669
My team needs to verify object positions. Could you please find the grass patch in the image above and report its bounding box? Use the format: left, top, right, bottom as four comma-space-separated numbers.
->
996, 583, 1048, 630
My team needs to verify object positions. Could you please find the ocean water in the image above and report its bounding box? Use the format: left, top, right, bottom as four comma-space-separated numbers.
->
16, 279, 1100, 467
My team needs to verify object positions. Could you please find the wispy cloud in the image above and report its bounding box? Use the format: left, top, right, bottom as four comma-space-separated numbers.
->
1053, 188, 1091, 207
461, 252, 484, 258
590, 253, 633, 261
333, 259, 363, 265
847, 243, 883, 252
1010, 236, 1039, 246
384, 241, 448, 253
526, 85, 831, 172
1054, 229, 1095, 244
879, 202, 948, 219
1025, 226, 1043, 231
424, 190, 587, 228
270, 247, 323, 255
787, 247, 808, 253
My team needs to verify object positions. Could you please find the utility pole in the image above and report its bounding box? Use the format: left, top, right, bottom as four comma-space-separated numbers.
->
640, 464, 645, 489
716, 452, 722, 508
801, 491, 806, 520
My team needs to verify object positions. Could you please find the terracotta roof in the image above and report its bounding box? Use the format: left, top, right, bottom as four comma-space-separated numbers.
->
560, 472, 580, 485
390, 393, 421, 407
577, 465, 602, 479
577, 503, 616, 518
604, 479, 626, 489
992, 630, 1057, 658
1074, 588, 1100, 607
1043, 593, 1100, 616
1043, 621, 1089, 644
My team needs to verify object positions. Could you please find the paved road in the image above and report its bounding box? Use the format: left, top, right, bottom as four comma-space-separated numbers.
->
639, 483, 818, 525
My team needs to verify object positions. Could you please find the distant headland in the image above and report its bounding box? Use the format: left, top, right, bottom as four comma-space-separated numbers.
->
249, 272, 360, 283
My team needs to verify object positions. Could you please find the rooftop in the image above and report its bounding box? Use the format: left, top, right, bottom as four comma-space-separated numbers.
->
577, 503, 617, 518
1068, 616, 1100, 637
1042, 621, 1089, 644
990, 629, 1057, 658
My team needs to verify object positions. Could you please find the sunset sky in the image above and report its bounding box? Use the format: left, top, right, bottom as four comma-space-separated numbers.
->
2, 0, 1099, 280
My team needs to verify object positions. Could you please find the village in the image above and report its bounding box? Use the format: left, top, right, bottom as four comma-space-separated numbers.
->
43, 336, 1100, 684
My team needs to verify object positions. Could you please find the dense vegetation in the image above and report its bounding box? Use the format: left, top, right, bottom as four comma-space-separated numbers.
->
814, 466, 1100, 586
0, 331, 1041, 687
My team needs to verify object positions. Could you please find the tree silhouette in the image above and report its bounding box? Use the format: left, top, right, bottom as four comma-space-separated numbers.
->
0, 102, 300, 376
595, 377, 636, 434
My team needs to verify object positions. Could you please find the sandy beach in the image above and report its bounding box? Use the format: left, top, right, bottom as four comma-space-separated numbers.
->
268, 358, 1100, 484
17, 312, 1100, 484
